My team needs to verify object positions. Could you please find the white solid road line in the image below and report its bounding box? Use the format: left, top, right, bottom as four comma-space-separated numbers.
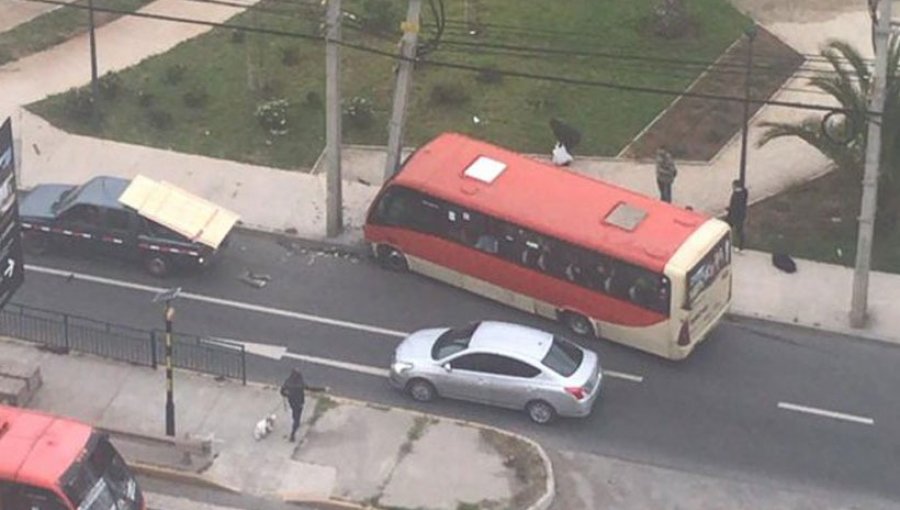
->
282, 351, 390, 378
26, 264, 409, 338
777, 402, 874, 425
26, 264, 646, 384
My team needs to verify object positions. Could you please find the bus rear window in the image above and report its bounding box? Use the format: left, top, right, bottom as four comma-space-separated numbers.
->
686, 235, 731, 307
541, 337, 584, 376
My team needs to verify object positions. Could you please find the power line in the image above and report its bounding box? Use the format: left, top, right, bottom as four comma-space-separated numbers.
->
22, 0, 864, 115
434, 17, 875, 64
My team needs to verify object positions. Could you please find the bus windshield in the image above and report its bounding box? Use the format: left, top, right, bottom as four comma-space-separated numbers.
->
686, 235, 731, 307
61, 435, 143, 510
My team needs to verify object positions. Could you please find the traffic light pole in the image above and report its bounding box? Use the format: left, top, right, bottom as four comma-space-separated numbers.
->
164, 303, 175, 436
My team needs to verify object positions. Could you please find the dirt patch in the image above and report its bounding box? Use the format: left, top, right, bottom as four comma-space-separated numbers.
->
623, 27, 803, 161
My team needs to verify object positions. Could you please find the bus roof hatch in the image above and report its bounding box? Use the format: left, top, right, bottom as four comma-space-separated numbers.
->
463, 156, 507, 184
604, 202, 647, 231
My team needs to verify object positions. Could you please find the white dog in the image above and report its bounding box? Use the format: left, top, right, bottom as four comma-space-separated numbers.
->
253, 414, 276, 441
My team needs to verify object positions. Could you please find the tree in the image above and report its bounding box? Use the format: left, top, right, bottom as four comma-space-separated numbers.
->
756, 36, 900, 227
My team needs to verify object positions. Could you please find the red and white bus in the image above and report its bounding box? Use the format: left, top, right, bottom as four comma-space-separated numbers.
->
0, 405, 145, 510
364, 133, 732, 360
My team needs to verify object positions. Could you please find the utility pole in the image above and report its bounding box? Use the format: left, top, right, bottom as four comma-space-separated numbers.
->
737, 24, 756, 188
383, 0, 423, 181
88, 0, 100, 126
325, 0, 343, 237
850, 0, 891, 328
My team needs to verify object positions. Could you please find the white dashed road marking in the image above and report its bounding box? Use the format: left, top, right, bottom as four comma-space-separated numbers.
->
777, 401, 874, 425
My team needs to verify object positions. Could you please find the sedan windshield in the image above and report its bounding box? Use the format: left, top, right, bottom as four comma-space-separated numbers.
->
541, 337, 584, 377
431, 322, 480, 360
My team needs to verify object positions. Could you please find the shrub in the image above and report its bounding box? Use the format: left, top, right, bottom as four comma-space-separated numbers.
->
136, 91, 155, 108
343, 96, 374, 129
63, 88, 95, 121
231, 30, 245, 44
183, 87, 209, 109
475, 66, 503, 84
281, 47, 300, 67
147, 109, 173, 130
361, 0, 400, 34
430, 83, 469, 106
653, 0, 690, 39
256, 99, 290, 135
163, 64, 187, 85
305, 91, 322, 109
98, 72, 123, 100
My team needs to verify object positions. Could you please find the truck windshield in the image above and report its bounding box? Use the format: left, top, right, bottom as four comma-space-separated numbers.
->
61, 434, 143, 510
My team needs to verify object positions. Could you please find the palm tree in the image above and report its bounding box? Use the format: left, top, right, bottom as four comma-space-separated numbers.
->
756, 36, 900, 227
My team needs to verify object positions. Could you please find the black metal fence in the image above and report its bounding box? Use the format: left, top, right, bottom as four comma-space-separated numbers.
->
0, 303, 246, 384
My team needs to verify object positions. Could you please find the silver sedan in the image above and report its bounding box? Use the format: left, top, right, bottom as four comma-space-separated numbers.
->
389, 321, 602, 424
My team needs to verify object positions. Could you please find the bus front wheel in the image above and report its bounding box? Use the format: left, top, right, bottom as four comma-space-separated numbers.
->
561, 312, 595, 338
376, 245, 408, 272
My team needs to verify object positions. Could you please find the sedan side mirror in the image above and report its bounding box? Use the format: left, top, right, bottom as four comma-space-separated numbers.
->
442, 363, 452, 372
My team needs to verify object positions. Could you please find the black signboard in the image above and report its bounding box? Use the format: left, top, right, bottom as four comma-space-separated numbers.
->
0, 118, 24, 309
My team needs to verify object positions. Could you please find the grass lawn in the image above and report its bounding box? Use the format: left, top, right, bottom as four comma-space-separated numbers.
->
30, 0, 751, 170
745, 170, 900, 274
0, 0, 151, 66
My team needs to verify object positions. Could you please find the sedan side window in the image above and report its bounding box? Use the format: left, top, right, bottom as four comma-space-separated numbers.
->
482, 354, 541, 378
449, 353, 484, 372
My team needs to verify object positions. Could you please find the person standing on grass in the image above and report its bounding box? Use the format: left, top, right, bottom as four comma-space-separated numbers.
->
655, 148, 678, 203
280, 368, 306, 442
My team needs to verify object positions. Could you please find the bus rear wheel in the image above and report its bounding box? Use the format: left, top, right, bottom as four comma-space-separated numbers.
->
376, 245, 408, 272
562, 312, 595, 338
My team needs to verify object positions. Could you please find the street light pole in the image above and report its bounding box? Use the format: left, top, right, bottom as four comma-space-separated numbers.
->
153, 287, 181, 437
738, 24, 757, 188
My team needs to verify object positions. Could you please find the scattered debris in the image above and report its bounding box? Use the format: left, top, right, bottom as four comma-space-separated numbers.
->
238, 270, 270, 288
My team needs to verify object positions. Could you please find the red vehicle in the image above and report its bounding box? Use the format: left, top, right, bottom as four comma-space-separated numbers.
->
364, 133, 732, 360
0, 405, 144, 510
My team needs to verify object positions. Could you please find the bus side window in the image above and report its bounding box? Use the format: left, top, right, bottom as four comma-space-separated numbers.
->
473, 216, 500, 255
586, 255, 615, 294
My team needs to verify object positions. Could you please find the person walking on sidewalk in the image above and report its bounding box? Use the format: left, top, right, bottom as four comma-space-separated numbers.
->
655, 148, 677, 203
280, 368, 306, 442
725, 179, 749, 251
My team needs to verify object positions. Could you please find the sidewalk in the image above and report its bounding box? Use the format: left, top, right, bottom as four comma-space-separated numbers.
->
0, 337, 554, 510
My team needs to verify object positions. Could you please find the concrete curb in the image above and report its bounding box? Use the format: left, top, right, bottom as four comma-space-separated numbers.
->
130, 461, 241, 494
725, 310, 900, 348
232, 224, 369, 259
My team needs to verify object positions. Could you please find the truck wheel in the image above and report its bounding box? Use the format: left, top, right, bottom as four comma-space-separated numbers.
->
144, 255, 170, 278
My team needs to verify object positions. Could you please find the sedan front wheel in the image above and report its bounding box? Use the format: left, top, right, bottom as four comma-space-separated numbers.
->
407, 379, 437, 403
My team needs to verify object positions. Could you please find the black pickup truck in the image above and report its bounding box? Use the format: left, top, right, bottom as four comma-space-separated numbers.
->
19, 175, 237, 277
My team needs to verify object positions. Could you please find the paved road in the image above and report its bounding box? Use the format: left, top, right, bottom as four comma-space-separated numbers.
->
13, 232, 900, 502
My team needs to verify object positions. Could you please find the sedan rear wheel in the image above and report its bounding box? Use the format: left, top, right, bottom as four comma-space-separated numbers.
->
407, 379, 437, 403
526, 400, 556, 425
